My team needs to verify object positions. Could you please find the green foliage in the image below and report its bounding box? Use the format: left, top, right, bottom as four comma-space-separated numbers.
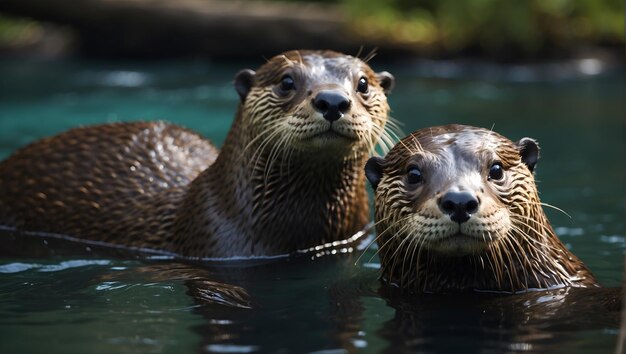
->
342, 0, 624, 56
0, 15, 43, 45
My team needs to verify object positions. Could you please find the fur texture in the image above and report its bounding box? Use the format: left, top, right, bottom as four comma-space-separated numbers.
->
366, 125, 598, 293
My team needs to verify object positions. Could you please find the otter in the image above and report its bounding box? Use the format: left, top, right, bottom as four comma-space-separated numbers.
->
364, 124, 599, 293
0, 50, 395, 259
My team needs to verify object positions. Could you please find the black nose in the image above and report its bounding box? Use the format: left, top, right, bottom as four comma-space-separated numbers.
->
439, 191, 480, 223
313, 91, 351, 122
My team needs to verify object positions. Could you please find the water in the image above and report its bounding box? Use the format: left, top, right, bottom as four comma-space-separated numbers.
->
0, 58, 624, 353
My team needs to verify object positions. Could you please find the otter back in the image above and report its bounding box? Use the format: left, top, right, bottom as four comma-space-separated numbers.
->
0, 121, 217, 250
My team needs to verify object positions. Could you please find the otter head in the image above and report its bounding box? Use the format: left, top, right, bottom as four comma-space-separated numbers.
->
234, 50, 394, 157
366, 124, 540, 257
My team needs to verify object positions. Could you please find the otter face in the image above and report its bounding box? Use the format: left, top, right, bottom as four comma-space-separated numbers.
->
366, 125, 540, 257
234, 50, 394, 155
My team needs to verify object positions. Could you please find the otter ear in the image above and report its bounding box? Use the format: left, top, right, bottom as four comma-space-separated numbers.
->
517, 138, 540, 173
376, 71, 395, 95
365, 156, 385, 191
234, 69, 256, 102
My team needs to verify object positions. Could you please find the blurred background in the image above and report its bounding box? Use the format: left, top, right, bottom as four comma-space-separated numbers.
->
0, 0, 623, 61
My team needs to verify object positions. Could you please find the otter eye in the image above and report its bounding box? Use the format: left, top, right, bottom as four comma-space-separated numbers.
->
357, 77, 369, 94
407, 167, 424, 185
279, 75, 295, 92
488, 163, 504, 181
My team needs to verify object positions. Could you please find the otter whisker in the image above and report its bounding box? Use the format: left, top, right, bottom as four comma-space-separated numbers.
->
264, 131, 290, 181
506, 210, 551, 235
295, 50, 303, 64
515, 201, 572, 219
241, 121, 285, 161
507, 220, 575, 286
384, 116, 404, 138
247, 123, 285, 170
275, 134, 291, 178
491, 239, 508, 290
369, 122, 396, 154
365, 125, 382, 155
400, 227, 422, 288
376, 128, 396, 154
510, 215, 565, 253
352, 215, 396, 265
366, 215, 414, 264
252, 125, 286, 168
397, 138, 414, 156
387, 223, 417, 288
362, 48, 378, 63
409, 134, 424, 154
495, 232, 518, 292
355, 46, 364, 60
281, 134, 297, 179
479, 123, 496, 151
485, 244, 503, 289
244, 130, 278, 170
409, 226, 430, 290
379, 116, 403, 141
503, 229, 532, 287
508, 223, 556, 266
510, 233, 543, 288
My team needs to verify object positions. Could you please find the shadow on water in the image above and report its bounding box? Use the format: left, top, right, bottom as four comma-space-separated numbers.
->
1, 229, 621, 353
333, 281, 621, 353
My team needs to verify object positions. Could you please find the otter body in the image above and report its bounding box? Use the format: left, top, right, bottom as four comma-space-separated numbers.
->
365, 124, 598, 293
0, 50, 394, 258
0, 122, 217, 252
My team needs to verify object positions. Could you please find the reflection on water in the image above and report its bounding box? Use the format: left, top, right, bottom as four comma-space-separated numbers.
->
0, 58, 623, 353
344, 278, 621, 353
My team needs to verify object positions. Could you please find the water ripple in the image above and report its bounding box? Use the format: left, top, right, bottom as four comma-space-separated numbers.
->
554, 226, 584, 237
600, 235, 625, 244
0, 259, 110, 273
205, 344, 259, 353
39, 260, 110, 272
0, 262, 39, 274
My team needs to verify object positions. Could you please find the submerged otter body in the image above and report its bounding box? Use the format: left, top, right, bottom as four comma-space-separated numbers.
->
365, 125, 598, 293
0, 50, 395, 258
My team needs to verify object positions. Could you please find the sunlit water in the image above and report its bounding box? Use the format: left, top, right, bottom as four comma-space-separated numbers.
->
0, 58, 623, 353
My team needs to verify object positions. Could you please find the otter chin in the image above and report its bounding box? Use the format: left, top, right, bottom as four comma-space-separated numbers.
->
300, 127, 359, 150
429, 233, 491, 256
365, 124, 599, 293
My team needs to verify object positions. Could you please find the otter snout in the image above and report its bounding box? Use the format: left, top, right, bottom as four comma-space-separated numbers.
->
439, 191, 480, 223
312, 90, 351, 122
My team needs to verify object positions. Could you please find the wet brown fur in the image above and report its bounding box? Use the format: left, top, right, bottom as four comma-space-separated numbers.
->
370, 125, 598, 293
0, 50, 394, 258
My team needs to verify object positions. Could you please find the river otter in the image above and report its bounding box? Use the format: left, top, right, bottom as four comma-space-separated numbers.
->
0, 50, 395, 259
365, 124, 599, 293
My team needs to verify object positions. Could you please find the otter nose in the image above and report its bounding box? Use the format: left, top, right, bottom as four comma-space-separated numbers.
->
313, 90, 351, 122
439, 191, 480, 223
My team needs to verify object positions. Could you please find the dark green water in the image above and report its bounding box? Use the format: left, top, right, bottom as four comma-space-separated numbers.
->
0, 58, 623, 353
